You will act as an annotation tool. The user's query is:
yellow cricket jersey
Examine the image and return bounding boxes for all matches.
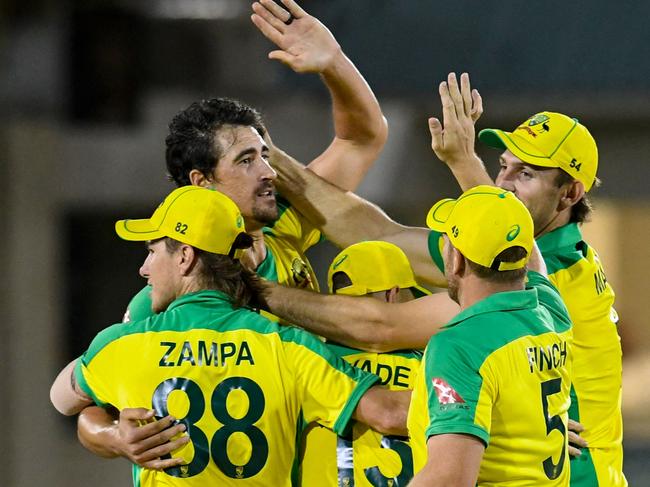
[538,223,626,487]
[75,291,378,486]
[408,271,573,486]
[300,344,422,486]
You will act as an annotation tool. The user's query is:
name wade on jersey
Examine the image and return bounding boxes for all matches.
[158,340,255,367]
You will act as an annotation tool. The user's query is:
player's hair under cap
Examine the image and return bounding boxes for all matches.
[327,241,430,297]
[115,186,246,256]
[426,185,534,271]
[478,111,598,191]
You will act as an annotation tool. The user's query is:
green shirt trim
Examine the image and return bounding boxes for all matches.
[256,245,279,282]
[536,223,585,274]
[425,422,489,447]
[427,230,445,273]
[332,372,379,435]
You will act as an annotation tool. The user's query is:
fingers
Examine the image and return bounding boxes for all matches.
[459,72,472,117]
[568,430,588,449]
[568,419,585,433]
[439,80,457,129]
[128,416,185,451]
[251,12,284,46]
[280,0,307,18]
[268,49,295,66]
[568,444,582,458]
[260,0,292,24]
[252,2,286,35]
[134,426,190,460]
[446,72,464,120]
[120,407,155,423]
[470,89,483,123]
[143,456,186,471]
[428,117,443,151]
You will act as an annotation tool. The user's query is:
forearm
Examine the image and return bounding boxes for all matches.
[353,387,410,436]
[321,50,387,147]
[265,283,394,352]
[272,148,401,248]
[445,154,494,191]
[77,406,121,458]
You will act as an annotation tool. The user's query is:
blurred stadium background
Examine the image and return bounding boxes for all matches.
[2,0,649,484]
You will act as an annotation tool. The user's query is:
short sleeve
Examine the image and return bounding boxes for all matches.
[124,285,155,322]
[421,334,491,446]
[279,327,379,435]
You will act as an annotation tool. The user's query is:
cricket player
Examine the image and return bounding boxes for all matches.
[50,187,409,486]
[73,0,390,468]
[301,241,428,486]
[407,185,572,486]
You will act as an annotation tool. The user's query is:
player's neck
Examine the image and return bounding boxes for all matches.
[535,208,572,238]
[457,276,525,311]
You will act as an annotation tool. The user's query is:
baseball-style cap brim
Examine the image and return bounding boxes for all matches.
[478,128,563,171]
[115,218,165,242]
[426,198,456,232]
[410,285,431,298]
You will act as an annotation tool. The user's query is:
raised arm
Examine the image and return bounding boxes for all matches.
[270,146,448,287]
[251,0,387,190]
[429,72,493,191]
[264,281,459,352]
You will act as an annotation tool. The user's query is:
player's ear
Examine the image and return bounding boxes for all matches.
[178,244,199,276]
[558,179,585,212]
[450,246,466,278]
[189,169,212,188]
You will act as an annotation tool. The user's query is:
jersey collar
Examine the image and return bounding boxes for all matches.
[536,222,582,254]
[444,287,539,328]
[166,290,233,312]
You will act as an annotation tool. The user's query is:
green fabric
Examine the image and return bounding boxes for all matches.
[256,244,279,282]
[421,272,572,444]
[427,230,445,273]
[537,223,585,274]
[569,447,600,486]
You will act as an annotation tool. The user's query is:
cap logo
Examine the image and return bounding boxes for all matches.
[432,378,465,405]
[451,225,459,238]
[528,114,550,126]
[236,215,243,228]
[174,222,188,235]
[332,254,349,270]
[516,125,537,138]
[506,224,521,242]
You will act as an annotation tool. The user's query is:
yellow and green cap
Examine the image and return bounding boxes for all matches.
[478,111,598,191]
[426,185,534,271]
[115,186,246,256]
[327,241,430,297]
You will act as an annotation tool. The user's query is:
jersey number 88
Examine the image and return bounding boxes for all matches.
[152,376,269,479]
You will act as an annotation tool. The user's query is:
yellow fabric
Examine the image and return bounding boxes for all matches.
[547,249,625,486]
[77,296,376,486]
[426,185,534,270]
[327,241,430,297]
[263,204,321,291]
[301,350,421,486]
[478,112,598,191]
[115,187,245,255]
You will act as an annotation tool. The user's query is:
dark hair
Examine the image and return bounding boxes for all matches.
[554,171,601,223]
[165,98,266,187]
[466,246,528,283]
[331,271,353,294]
[164,236,264,309]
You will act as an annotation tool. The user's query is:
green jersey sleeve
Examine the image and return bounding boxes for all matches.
[124,285,154,322]
[421,334,491,446]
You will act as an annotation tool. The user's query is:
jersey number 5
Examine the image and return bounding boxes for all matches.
[152,376,269,479]
[540,378,567,480]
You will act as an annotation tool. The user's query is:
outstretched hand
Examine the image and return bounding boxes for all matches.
[428,72,483,167]
[251,0,341,73]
